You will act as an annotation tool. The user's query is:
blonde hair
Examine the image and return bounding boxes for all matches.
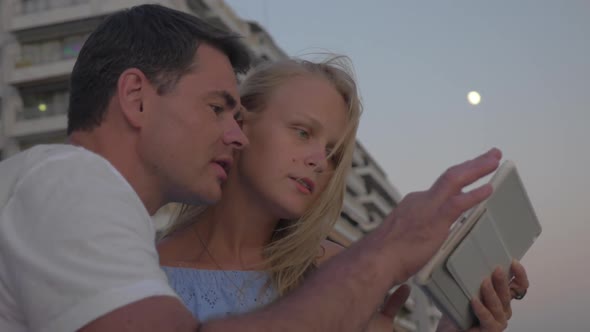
[162,55,362,297]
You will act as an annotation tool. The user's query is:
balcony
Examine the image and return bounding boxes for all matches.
[186,0,211,16]
[9,60,75,85]
[359,191,394,218]
[332,217,363,242]
[7,0,93,32]
[10,114,67,138]
[18,86,68,121]
[14,0,92,16]
[6,0,163,32]
[342,193,369,225]
[245,22,287,61]
[2,83,69,137]
[356,164,401,201]
[0,101,4,147]
[346,171,367,196]
[199,0,247,34]
[351,143,366,167]
[8,33,87,85]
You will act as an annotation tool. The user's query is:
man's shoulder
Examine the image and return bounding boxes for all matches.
[24,144,104,167]
[1,143,153,244]
[1,144,102,175]
[10,144,122,180]
[0,144,130,207]
[0,145,177,332]
[0,145,79,205]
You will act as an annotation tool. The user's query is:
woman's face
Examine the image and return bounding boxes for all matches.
[236,75,349,220]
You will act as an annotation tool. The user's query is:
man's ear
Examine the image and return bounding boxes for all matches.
[117,68,150,129]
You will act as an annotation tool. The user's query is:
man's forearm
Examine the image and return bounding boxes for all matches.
[201,221,403,332]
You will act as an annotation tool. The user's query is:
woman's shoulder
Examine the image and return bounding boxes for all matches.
[156,234,182,265]
[316,239,347,266]
[157,229,204,267]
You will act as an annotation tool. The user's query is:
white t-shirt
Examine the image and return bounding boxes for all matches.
[0,144,178,332]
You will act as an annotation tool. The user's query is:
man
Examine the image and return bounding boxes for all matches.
[0,4,516,332]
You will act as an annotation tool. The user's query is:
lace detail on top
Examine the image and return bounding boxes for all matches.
[162,267,277,322]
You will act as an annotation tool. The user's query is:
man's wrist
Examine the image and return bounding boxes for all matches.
[360,217,410,286]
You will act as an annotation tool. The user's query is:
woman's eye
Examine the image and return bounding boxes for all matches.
[296,128,310,139]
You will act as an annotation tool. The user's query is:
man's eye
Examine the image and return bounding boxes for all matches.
[234,112,244,127]
[210,105,224,113]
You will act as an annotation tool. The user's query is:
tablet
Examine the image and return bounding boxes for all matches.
[414,160,542,330]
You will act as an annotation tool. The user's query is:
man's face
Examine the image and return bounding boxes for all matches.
[139,43,248,205]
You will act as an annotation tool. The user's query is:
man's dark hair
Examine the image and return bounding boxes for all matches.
[67,4,251,134]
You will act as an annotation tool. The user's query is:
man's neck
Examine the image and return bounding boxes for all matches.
[69,129,165,215]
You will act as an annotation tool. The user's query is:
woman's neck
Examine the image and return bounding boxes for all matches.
[188,172,281,270]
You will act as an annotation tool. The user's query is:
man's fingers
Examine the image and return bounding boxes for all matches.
[431,148,501,205]
[440,183,493,222]
[381,284,411,318]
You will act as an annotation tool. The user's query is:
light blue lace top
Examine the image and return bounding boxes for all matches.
[162,266,277,322]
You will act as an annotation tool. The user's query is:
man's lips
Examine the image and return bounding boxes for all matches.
[212,157,232,180]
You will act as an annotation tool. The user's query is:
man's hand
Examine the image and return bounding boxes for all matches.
[365,284,411,332]
[383,148,503,282]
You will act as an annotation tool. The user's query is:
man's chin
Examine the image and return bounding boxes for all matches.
[181,188,222,206]
[199,190,222,206]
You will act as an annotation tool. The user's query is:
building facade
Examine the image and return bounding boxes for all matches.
[0,0,439,330]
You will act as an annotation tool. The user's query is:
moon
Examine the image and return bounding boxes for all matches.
[467,91,481,105]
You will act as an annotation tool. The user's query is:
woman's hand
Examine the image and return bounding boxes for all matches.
[437,260,530,332]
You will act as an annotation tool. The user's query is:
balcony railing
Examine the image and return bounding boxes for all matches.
[15,33,87,69]
[18,89,69,121]
[13,0,91,16]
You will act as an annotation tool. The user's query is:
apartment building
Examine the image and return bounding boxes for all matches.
[0,1,440,330]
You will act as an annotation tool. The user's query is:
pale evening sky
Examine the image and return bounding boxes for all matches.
[226,1,589,331]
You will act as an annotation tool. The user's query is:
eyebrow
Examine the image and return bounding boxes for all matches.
[206,90,238,110]
[295,112,323,132]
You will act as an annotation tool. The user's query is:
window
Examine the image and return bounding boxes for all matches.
[204,17,231,32]
[16,33,89,68]
[345,186,358,197]
[340,212,360,228]
[18,82,69,121]
[363,175,396,205]
[62,35,84,59]
[20,0,90,15]
[187,0,210,15]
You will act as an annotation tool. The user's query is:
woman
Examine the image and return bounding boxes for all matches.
[157,56,528,331]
